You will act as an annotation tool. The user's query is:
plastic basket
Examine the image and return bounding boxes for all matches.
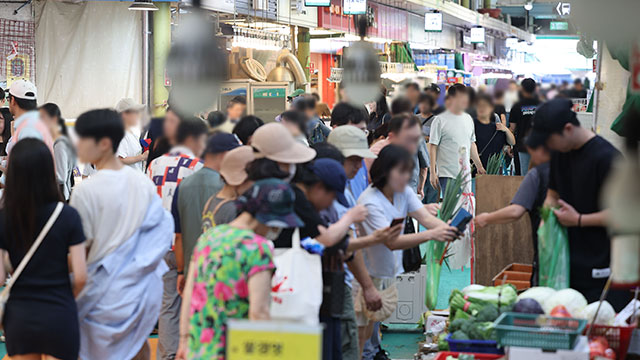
[585,324,636,359]
[434,351,502,360]
[494,312,587,350]
[445,334,504,354]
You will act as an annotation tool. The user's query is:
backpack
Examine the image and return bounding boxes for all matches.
[308,118,329,145]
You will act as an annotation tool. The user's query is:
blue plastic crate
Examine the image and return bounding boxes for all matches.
[446,334,504,354]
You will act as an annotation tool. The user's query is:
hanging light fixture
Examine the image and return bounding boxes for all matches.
[129,0,158,11]
[524,1,533,11]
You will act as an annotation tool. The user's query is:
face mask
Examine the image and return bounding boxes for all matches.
[264,228,283,241]
[285,163,297,183]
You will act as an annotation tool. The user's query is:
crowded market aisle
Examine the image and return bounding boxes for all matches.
[0,0,639,359]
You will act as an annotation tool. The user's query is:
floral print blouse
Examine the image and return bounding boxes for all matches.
[188,224,275,359]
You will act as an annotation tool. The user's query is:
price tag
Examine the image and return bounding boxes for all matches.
[227,320,322,360]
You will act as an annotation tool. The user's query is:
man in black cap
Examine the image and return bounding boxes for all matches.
[509,78,541,176]
[527,98,628,310]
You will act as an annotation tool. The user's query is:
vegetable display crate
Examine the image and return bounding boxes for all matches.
[434,351,502,360]
[445,334,504,354]
[494,312,587,350]
[585,324,636,359]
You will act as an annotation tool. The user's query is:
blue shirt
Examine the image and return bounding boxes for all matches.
[347,160,369,200]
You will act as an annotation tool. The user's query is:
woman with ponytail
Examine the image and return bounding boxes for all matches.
[177,178,303,360]
[39,103,76,200]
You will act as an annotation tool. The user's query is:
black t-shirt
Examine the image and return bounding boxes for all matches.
[474,118,507,169]
[509,97,541,152]
[549,136,620,288]
[274,185,324,248]
[0,203,85,304]
[494,105,507,123]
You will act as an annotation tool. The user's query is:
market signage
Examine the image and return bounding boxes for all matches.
[305,0,331,6]
[556,2,571,16]
[550,21,569,31]
[343,0,366,15]
[200,0,234,13]
[424,12,443,32]
[470,27,485,44]
[227,320,322,360]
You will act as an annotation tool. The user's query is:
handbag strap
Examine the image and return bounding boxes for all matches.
[2,202,63,294]
[292,228,301,249]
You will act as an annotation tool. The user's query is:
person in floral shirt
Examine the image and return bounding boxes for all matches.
[176,179,303,360]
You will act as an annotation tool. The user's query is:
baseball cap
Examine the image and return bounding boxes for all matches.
[8,80,37,100]
[205,132,241,154]
[220,145,254,186]
[241,178,304,228]
[288,89,305,100]
[115,98,145,113]
[309,158,348,206]
[252,122,316,164]
[525,98,578,148]
[328,125,377,159]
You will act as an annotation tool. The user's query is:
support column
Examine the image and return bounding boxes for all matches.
[296,27,311,88]
[461,0,470,9]
[152,2,171,117]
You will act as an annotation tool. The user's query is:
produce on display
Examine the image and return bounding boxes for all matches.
[537,207,570,289]
[459,284,518,307]
[512,298,545,314]
[578,301,616,325]
[550,304,572,318]
[517,286,556,309]
[425,170,466,310]
[589,336,616,359]
[542,288,588,316]
[445,355,476,360]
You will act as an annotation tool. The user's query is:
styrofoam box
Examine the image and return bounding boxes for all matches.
[386,264,428,324]
[506,336,589,360]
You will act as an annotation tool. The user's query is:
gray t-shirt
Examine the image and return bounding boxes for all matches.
[358,185,423,278]
[409,138,430,193]
[201,196,239,232]
[429,110,476,179]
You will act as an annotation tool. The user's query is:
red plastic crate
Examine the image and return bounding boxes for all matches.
[585,324,636,360]
[434,351,502,360]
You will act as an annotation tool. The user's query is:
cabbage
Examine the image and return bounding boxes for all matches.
[462,284,486,295]
[463,284,518,306]
[577,301,615,325]
[518,287,556,309]
[543,288,588,317]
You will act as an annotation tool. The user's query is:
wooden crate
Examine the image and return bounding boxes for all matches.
[474,175,535,286]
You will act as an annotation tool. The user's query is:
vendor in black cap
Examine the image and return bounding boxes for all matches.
[527,98,629,310]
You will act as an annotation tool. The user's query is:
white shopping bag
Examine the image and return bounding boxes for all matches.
[270,229,323,325]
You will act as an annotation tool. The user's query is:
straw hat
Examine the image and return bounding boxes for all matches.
[354,284,399,322]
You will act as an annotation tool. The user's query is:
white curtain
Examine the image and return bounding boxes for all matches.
[35,0,142,119]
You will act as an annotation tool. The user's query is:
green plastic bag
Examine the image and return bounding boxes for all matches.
[537,207,570,289]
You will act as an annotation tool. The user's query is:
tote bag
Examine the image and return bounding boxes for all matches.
[270,229,323,325]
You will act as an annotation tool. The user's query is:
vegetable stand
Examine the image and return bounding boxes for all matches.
[433,351,502,360]
[494,312,587,350]
[585,324,636,359]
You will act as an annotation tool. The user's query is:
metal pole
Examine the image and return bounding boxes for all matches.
[142,10,150,112]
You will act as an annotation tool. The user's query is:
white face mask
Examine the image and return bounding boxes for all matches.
[264,228,283,241]
[285,163,297,183]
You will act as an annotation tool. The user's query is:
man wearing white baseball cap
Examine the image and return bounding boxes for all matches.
[115,98,147,171]
[6,80,53,155]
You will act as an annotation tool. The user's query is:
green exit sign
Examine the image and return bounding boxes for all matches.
[550,21,569,31]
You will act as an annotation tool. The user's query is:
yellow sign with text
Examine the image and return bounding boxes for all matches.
[227,320,322,360]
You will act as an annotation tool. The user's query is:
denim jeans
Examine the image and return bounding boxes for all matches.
[518,152,531,176]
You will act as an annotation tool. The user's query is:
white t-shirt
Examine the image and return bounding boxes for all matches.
[429,110,476,179]
[70,166,157,264]
[357,185,423,278]
[117,130,143,171]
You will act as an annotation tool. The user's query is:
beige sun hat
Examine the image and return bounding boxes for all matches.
[220,146,255,186]
[364,284,398,321]
[251,122,316,164]
[327,125,377,159]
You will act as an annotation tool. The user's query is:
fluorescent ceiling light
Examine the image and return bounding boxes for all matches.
[129,0,158,11]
